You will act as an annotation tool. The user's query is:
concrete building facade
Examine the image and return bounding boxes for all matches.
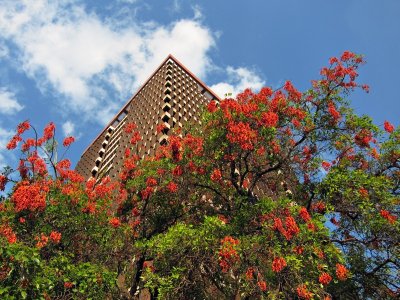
[75,55,220,181]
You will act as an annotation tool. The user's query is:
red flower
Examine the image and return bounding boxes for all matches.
[141,186,154,200]
[336,263,349,281]
[17,121,30,135]
[322,161,331,171]
[172,165,183,177]
[130,132,142,145]
[207,100,218,113]
[307,222,316,231]
[292,118,301,128]
[19,217,26,223]
[62,136,75,147]
[293,246,304,255]
[82,202,96,214]
[109,217,121,228]
[124,122,137,133]
[211,169,222,182]
[166,181,178,193]
[270,140,281,154]
[64,282,73,288]
[370,148,380,159]
[36,233,49,249]
[50,231,61,244]
[146,177,157,187]
[284,216,300,240]
[157,123,167,134]
[328,102,341,122]
[380,209,397,224]
[169,136,183,161]
[297,284,312,300]
[261,111,279,128]
[157,168,165,176]
[0,175,7,191]
[340,51,355,62]
[319,272,332,285]
[245,267,254,280]
[384,120,394,133]
[272,257,286,272]
[12,181,47,212]
[284,80,302,102]
[329,57,338,64]
[6,135,22,150]
[361,84,370,93]
[0,225,17,244]
[21,138,36,152]
[27,152,48,176]
[354,129,372,148]
[219,236,240,272]
[299,207,311,222]
[43,122,55,140]
[226,121,257,150]
[314,248,325,259]
[311,201,326,213]
[131,207,140,217]
[257,280,267,291]
[57,159,71,173]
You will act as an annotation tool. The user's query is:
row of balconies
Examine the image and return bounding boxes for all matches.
[91,112,128,177]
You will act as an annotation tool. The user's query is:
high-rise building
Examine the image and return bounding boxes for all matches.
[75,55,220,181]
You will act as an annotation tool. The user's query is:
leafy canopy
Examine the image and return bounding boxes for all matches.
[0,51,398,300]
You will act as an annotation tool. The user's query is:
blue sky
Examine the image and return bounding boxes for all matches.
[0,0,399,172]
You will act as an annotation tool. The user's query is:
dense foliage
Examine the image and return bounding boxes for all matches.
[1,51,398,299]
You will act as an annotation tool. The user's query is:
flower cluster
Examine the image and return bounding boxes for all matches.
[328,102,341,123]
[319,272,332,285]
[257,280,267,291]
[335,263,349,281]
[7,122,27,150]
[380,209,397,224]
[218,236,240,273]
[166,181,178,193]
[210,169,222,182]
[62,136,75,147]
[299,207,311,222]
[0,175,7,191]
[35,231,62,248]
[109,217,121,228]
[297,284,313,300]
[12,181,49,212]
[0,224,17,244]
[49,231,62,243]
[384,120,394,133]
[226,121,257,150]
[272,257,287,273]
[260,111,279,128]
[273,215,300,241]
[321,51,365,91]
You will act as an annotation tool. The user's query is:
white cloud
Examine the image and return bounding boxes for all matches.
[210,66,265,98]
[0,0,216,125]
[0,126,14,168]
[0,87,24,115]
[62,121,75,136]
[192,5,203,20]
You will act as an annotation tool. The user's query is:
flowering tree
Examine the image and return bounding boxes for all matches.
[0,51,399,299]
[0,123,133,299]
